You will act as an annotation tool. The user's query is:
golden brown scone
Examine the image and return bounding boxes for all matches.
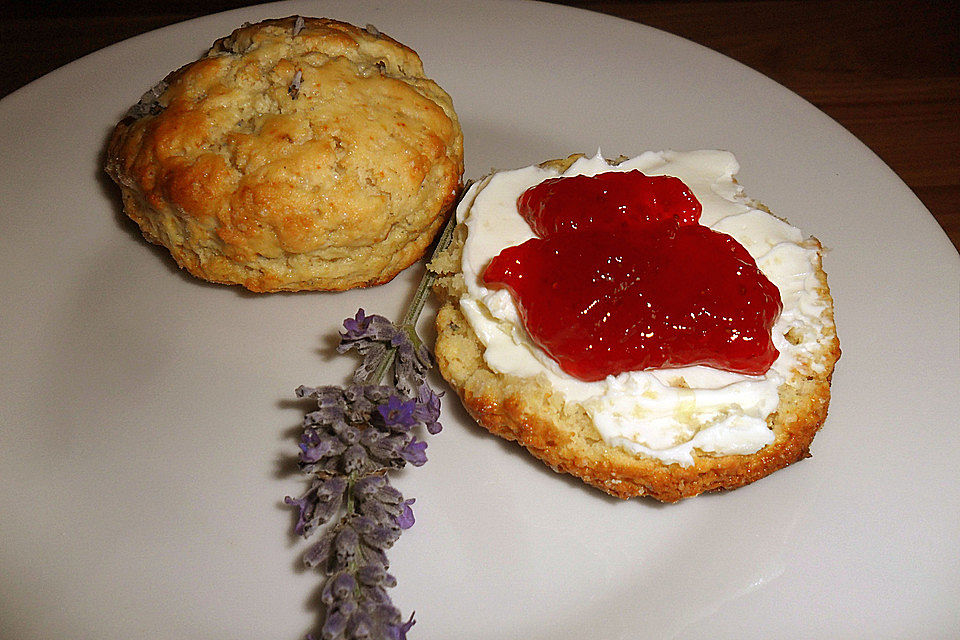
[431,155,841,502]
[105,16,463,292]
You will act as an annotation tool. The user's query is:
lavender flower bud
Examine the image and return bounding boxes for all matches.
[333,525,360,569]
[359,521,401,550]
[318,456,343,475]
[331,599,358,619]
[318,476,348,501]
[315,388,349,410]
[358,498,395,527]
[366,434,409,465]
[285,476,347,537]
[321,610,348,640]
[358,427,380,448]
[392,349,418,397]
[352,514,377,536]
[309,496,343,535]
[342,385,364,403]
[344,387,379,423]
[303,405,346,427]
[363,315,400,342]
[297,386,343,406]
[358,584,392,608]
[342,444,369,474]
[295,384,318,398]
[392,328,434,395]
[372,599,402,624]
[362,546,389,573]
[320,571,357,607]
[331,572,358,600]
[332,421,362,446]
[347,611,374,640]
[304,530,335,569]
[363,386,393,403]
[353,473,386,497]
[353,344,388,383]
[375,483,403,506]
[288,69,303,99]
[415,340,434,370]
[355,563,387,587]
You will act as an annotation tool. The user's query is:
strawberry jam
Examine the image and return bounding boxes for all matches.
[517,170,702,236]
[482,171,782,382]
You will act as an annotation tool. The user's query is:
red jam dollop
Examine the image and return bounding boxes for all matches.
[482,171,782,382]
[517,170,702,236]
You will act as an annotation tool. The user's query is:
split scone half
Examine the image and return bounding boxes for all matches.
[106,17,463,292]
[431,151,840,502]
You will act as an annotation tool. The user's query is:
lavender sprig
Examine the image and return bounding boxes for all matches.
[286,210,458,640]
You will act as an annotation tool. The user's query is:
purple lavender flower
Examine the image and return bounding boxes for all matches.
[377,395,417,431]
[387,614,416,640]
[284,476,347,537]
[284,494,314,536]
[339,312,402,377]
[288,293,454,639]
[340,308,373,340]
[396,499,416,530]
[414,384,443,435]
[399,438,428,467]
[299,428,346,464]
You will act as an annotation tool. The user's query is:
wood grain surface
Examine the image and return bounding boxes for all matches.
[2,0,956,251]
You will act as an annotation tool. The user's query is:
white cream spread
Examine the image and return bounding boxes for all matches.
[457,150,829,466]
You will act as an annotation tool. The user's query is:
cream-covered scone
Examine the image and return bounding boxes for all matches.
[431,151,840,502]
[106,17,463,292]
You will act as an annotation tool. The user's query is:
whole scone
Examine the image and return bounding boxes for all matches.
[106,17,463,292]
[431,152,841,502]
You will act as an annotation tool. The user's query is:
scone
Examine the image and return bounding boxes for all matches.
[431,151,840,502]
[105,16,463,292]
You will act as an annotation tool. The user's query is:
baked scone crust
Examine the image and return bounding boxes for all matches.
[106,17,463,292]
[431,157,840,502]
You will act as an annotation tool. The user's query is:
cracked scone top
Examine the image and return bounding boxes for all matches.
[106,17,463,292]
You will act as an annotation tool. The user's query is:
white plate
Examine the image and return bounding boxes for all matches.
[1,1,958,638]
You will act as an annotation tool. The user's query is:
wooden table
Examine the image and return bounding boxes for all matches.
[2,0,956,251]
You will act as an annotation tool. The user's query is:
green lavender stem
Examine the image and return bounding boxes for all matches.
[362,207,459,387]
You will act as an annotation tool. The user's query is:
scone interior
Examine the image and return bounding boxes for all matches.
[431,151,840,502]
[106,17,463,292]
